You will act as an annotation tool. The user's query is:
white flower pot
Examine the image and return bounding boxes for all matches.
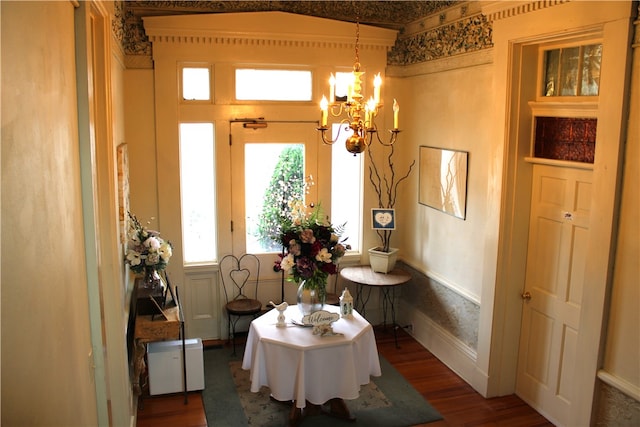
[368,247,399,273]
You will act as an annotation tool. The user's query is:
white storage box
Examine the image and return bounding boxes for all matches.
[147,338,204,395]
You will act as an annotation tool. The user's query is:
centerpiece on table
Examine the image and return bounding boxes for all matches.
[125,212,173,289]
[273,201,349,316]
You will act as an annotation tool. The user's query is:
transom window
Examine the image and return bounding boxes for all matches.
[235,69,312,101]
[182,67,211,101]
[542,43,602,97]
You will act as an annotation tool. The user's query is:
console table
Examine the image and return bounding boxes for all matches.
[131,279,185,403]
[340,266,410,347]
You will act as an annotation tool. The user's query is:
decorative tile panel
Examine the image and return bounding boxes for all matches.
[399,262,479,350]
[595,382,640,426]
[534,117,597,163]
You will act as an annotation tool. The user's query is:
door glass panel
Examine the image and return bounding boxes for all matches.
[245,143,306,253]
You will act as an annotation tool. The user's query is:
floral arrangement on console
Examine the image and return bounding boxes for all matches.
[273,202,349,299]
[125,212,173,275]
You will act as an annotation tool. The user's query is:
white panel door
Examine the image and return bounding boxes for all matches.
[516,163,592,426]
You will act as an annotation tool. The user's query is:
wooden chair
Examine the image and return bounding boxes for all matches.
[220,254,263,355]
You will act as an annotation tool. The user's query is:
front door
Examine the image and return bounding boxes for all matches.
[516,163,593,426]
[229,122,320,293]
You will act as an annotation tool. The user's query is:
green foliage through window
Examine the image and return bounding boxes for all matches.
[254,146,305,251]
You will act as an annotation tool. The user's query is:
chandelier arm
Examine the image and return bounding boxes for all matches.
[373,129,401,146]
[317,119,351,145]
[329,103,344,117]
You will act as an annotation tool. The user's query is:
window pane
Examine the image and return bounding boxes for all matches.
[245,144,305,253]
[543,49,560,96]
[179,123,216,263]
[183,67,210,101]
[331,124,361,253]
[235,69,312,101]
[559,47,580,96]
[335,71,353,102]
[581,44,601,96]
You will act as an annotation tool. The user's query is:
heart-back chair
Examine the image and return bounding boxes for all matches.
[220,253,263,355]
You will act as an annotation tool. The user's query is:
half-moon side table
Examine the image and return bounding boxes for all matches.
[339,266,410,348]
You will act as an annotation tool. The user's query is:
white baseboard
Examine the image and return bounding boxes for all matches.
[398,302,483,393]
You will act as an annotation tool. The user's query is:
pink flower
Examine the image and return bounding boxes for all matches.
[299,229,316,244]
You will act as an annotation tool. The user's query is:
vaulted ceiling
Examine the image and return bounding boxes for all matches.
[124,1,460,31]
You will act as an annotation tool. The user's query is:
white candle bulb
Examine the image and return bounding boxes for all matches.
[320,95,328,127]
[373,73,382,104]
[393,99,399,129]
[367,97,377,126]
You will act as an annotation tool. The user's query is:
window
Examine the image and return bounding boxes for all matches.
[334,71,355,102]
[179,123,216,263]
[330,124,362,253]
[542,43,602,97]
[182,67,211,101]
[235,69,312,101]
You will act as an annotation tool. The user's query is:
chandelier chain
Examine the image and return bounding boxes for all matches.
[354,19,360,66]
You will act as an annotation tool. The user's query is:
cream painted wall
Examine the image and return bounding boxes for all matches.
[1,2,98,425]
[123,68,158,222]
[392,62,494,302]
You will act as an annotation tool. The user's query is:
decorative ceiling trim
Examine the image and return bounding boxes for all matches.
[143,11,397,55]
[146,34,391,53]
[388,14,492,66]
[481,0,570,22]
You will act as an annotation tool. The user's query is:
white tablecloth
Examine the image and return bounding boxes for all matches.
[242,304,381,408]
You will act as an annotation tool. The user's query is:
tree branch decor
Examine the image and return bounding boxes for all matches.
[368,144,416,252]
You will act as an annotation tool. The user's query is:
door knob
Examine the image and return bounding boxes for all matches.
[521,291,532,301]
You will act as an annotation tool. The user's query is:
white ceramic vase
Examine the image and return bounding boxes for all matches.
[368,247,399,273]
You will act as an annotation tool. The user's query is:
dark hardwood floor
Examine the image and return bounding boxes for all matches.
[136,327,554,427]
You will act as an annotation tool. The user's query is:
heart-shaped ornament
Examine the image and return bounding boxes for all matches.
[374,212,393,227]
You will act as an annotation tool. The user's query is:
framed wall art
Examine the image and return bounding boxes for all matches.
[419,146,468,220]
[117,142,130,249]
[371,208,395,230]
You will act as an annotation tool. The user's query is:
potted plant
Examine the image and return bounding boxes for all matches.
[367,144,415,273]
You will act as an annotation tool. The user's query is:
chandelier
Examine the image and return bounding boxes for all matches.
[317,20,400,155]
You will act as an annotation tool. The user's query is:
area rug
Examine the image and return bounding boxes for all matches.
[202,347,442,426]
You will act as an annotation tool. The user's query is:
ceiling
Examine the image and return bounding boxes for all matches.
[124,1,460,31]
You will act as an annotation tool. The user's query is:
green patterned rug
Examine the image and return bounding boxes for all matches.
[202,347,442,426]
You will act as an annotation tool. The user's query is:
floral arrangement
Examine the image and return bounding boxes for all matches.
[125,212,173,274]
[273,202,349,298]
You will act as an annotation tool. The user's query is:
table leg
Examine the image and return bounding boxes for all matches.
[326,398,356,421]
[133,339,146,395]
[287,398,355,426]
[355,284,373,317]
[381,287,399,348]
